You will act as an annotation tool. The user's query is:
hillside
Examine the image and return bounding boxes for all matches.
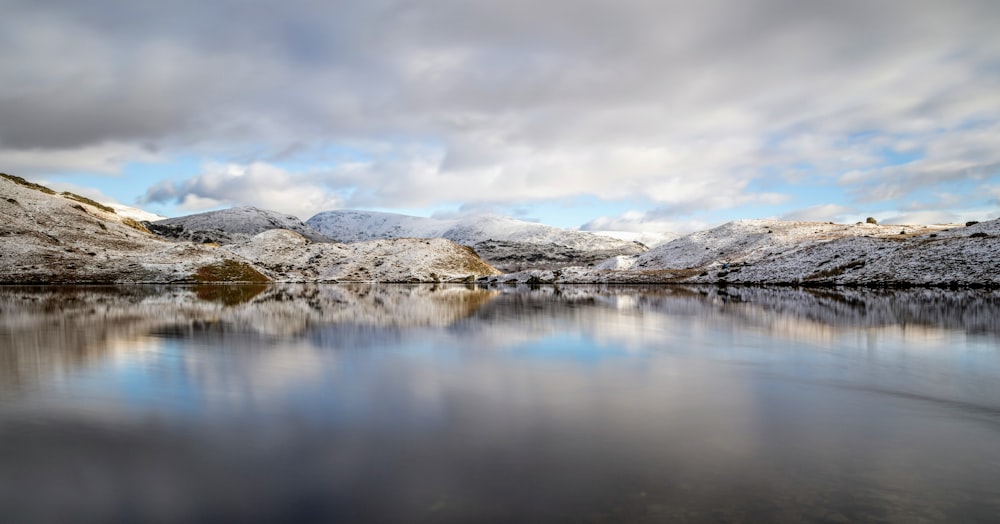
[307,210,648,271]
[5,172,996,287]
[226,230,499,283]
[0,173,252,283]
[0,175,500,283]
[488,218,1000,287]
[587,229,679,248]
[150,206,335,244]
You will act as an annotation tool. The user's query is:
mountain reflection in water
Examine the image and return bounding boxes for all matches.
[0,284,998,523]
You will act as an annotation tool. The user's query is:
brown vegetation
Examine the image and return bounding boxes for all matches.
[61,192,116,213]
[194,260,269,282]
[1,173,56,194]
[122,217,153,234]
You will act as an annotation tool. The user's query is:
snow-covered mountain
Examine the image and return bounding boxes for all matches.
[629,219,963,272]
[150,206,335,244]
[307,210,648,271]
[308,210,451,242]
[0,175,500,283]
[5,172,998,287]
[488,218,1000,287]
[227,229,499,283]
[587,230,679,248]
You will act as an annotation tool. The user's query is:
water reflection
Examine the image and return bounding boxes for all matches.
[194,282,269,305]
[0,285,999,522]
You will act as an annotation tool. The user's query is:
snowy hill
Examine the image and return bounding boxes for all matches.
[0,173,249,283]
[0,175,500,283]
[307,210,648,271]
[487,218,1000,287]
[307,210,450,242]
[227,230,499,283]
[631,219,947,270]
[588,230,679,248]
[5,172,997,287]
[150,206,335,244]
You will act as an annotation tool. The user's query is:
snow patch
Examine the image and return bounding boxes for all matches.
[105,203,166,222]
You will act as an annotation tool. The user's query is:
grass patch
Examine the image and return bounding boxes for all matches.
[194,260,269,283]
[61,192,116,213]
[1,173,56,194]
[456,244,501,275]
[122,217,152,234]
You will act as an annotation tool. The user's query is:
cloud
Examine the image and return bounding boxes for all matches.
[839,123,1000,204]
[311,140,792,212]
[430,202,539,222]
[879,210,984,226]
[141,162,342,218]
[779,204,857,223]
[988,185,1000,206]
[1,0,999,220]
[580,211,711,235]
[42,181,120,204]
[0,142,160,176]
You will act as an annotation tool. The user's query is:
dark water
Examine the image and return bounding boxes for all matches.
[1,284,999,523]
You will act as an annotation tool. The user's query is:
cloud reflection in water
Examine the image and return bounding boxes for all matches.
[0,284,998,522]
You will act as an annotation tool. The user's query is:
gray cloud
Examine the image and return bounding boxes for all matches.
[2,0,999,216]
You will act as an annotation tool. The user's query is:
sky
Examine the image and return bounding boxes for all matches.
[1,0,999,232]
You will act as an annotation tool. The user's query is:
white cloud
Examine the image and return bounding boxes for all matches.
[879,210,986,226]
[987,185,1000,206]
[312,139,792,215]
[581,211,711,235]
[142,162,343,219]
[838,123,1000,203]
[779,204,857,223]
[42,181,121,204]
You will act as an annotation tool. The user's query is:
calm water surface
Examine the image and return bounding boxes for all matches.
[1,284,999,523]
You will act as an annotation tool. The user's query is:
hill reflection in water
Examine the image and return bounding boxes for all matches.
[0,284,998,522]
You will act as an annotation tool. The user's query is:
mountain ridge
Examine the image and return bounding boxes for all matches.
[2,173,997,287]
[488,218,1000,287]
[0,175,500,283]
[151,206,335,244]
[307,209,648,271]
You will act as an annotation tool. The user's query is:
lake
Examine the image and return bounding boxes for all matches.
[1,284,999,523]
